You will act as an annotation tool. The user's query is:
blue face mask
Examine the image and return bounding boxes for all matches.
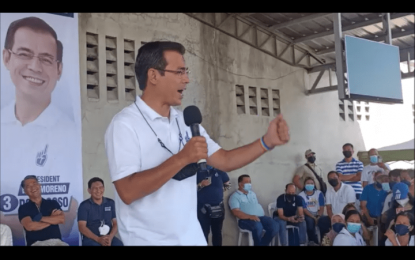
[305,184,314,191]
[369,155,378,164]
[243,183,251,192]
[395,224,410,236]
[347,222,361,234]
[332,223,345,233]
[382,183,391,192]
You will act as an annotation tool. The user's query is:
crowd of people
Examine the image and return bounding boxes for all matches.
[225,145,414,246]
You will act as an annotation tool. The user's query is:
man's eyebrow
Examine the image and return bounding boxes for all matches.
[177,67,186,70]
[16,47,34,53]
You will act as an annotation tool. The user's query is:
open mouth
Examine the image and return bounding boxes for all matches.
[23,76,45,84]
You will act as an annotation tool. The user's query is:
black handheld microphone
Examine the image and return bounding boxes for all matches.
[183,105,207,172]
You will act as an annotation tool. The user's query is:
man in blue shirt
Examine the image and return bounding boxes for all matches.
[77,177,123,246]
[196,165,230,246]
[336,143,364,210]
[18,175,68,246]
[360,172,389,227]
[229,175,278,246]
[273,183,307,246]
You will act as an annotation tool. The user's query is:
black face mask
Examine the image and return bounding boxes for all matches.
[343,151,352,158]
[328,179,339,187]
[307,156,316,163]
[286,194,294,201]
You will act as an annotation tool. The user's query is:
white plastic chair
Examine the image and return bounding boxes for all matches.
[268,202,280,246]
[366,225,379,246]
[236,218,254,246]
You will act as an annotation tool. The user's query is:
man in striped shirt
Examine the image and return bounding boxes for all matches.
[335,143,364,211]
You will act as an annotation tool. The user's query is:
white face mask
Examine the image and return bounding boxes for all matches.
[397,198,409,207]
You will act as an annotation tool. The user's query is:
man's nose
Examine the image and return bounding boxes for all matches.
[27,56,43,73]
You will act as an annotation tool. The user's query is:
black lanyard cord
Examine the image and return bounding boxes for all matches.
[134,101,184,155]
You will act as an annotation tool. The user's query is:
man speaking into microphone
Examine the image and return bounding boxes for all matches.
[104,41,289,245]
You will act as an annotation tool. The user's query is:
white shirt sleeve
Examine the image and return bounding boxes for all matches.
[0,224,13,246]
[361,166,369,182]
[199,124,221,157]
[382,193,392,214]
[105,118,142,182]
[346,185,357,204]
[325,190,332,205]
[332,233,352,246]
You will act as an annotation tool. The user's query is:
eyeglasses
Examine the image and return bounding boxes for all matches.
[156,67,190,77]
[8,49,59,66]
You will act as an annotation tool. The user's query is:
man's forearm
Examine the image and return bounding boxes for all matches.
[340,174,358,181]
[109,223,118,238]
[114,154,188,205]
[208,139,266,172]
[233,210,255,220]
[25,222,51,231]
[79,225,99,242]
[40,215,65,225]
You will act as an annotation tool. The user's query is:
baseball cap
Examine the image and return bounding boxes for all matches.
[305,149,315,156]
[392,182,409,200]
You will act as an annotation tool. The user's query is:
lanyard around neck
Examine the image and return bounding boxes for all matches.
[134,101,185,155]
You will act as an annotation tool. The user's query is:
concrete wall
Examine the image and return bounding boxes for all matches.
[78,13,367,245]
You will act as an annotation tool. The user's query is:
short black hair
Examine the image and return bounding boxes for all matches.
[134,41,185,91]
[88,177,104,189]
[238,174,250,183]
[5,16,63,62]
[285,183,295,190]
[389,169,402,178]
[327,170,339,179]
[21,175,38,189]
[342,203,357,215]
[303,177,315,186]
[342,143,354,149]
[345,209,362,222]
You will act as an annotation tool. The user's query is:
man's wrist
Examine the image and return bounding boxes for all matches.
[262,135,275,150]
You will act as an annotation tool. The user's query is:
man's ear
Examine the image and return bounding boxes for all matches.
[57,62,63,80]
[87,188,91,195]
[2,49,11,69]
[409,225,414,232]
[147,68,158,85]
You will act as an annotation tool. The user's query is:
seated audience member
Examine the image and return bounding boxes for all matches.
[78,177,123,246]
[273,183,307,246]
[298,177,325,245]
[383,182,414,230]
[320,171,356,240]
[384,211,414,246]
[400,169,414,197]
[342,204,371,243]
[361,148,390,188]
[360,172,389,227]
[229,175,278,246]
[321,213,346,246]
[333,210,366,246]
[0,224,13,246]
[18,175,68,246]
[382,169,403,214]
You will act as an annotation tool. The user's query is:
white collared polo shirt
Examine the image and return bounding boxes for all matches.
[0,101,81,215]
[104,96,221,245]
[325,182,356,215]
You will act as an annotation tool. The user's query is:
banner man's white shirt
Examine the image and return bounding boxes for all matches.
[0,100,81,216]
[105,96,221,246]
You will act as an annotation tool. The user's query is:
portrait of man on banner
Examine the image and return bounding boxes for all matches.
[0,13,82,246]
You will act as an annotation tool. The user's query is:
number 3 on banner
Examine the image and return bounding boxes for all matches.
[0,194,18,212]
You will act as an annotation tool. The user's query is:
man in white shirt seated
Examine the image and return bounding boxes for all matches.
[361,148,390,188]
[320,171,356,238]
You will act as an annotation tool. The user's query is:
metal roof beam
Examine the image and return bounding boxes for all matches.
[316,28,415,55]
[293,12,413,44]
[268,13,332,31]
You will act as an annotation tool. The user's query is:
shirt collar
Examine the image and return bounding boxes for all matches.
[1,101,60,128]
[341,158,356,163]
[134,95,179,122]
[89,197,107,205]
[236,189,250,196]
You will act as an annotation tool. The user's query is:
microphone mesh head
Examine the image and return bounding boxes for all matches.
[183,105,202,126]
